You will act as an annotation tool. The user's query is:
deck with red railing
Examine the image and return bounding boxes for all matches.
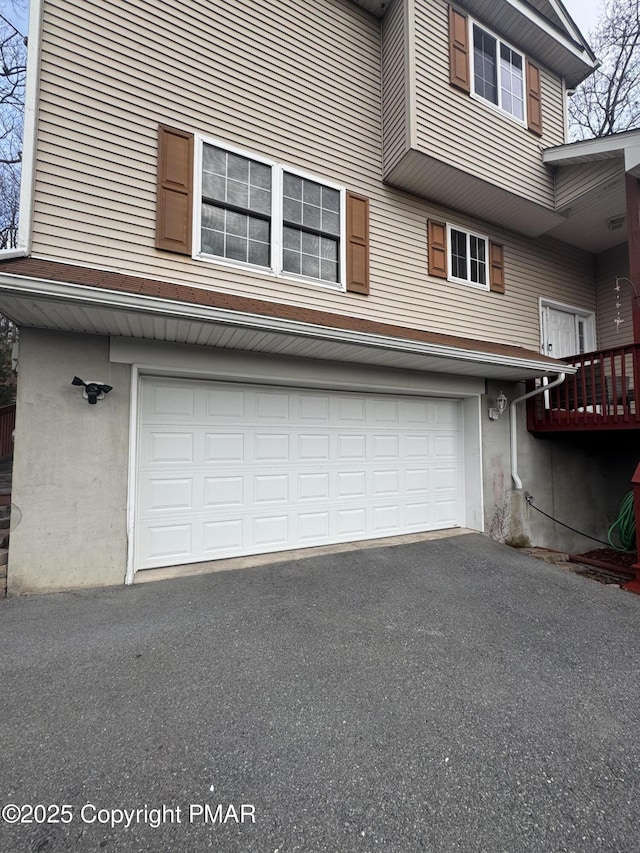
[527,344,640,433]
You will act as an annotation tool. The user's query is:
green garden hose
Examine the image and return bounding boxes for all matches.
[608,491,636,552]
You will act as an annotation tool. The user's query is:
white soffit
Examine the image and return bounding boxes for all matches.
[0,278,569,381]
[386,150,565,237]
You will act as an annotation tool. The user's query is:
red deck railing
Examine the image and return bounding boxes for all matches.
[0,403,15,456]
[527,344,640,432]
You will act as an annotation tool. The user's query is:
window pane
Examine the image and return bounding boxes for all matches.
[226,179,249,208]
[283,197,302,225]
[201,227,225,257]
[226,234,247,262]
[301,254,320,279]
[469,236,486,285]
[201,203,225,231]
[322,186,340,213]
[249,186,271,215]
[302,180,322,206]
[227,210,248,238]
[500,43,524,119]
[202,172,226,203]
[473,25,497,105]
[302,232,320,255]
[202,145,226,176]
[302,202,321,230]
[321,236,338,260]
[283,249,301,275]
[248,240,269,266]
[249,218,269,242]
[451,229,467,280]
[283,173,303,200]
[227,153,249,183]
[283,226,300,250]
[321,210,340,236]
[320,259,339,282]
[250,161,271,190]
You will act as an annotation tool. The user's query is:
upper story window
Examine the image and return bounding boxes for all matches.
[198,139,345,289]
[472,23,525,122]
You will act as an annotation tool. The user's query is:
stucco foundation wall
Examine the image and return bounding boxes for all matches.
[483,380,638,554]
[9,329,131,593]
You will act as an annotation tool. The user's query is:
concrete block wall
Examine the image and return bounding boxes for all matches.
[8,329,131,594]
[483,379,639,554]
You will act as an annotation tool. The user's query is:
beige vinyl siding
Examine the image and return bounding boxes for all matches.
[382,0,410,174]
[413,0,563,209]
[555,159,623,209]
[596,243,632,349]
[31,0,594,351]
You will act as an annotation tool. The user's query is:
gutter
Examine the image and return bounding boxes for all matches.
[0,273,569,377]
[510,372,566,489]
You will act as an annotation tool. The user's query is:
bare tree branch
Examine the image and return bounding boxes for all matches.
[0,0,26,249]
[569,0,640,140]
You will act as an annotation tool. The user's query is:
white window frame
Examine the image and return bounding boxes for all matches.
[468,17,527,126]
[193,135,346,292]
[446,223,490,291]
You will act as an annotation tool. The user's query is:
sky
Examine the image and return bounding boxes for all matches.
[561,0,604,37]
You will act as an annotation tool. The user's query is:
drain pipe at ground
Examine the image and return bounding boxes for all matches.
[509,373,566,489]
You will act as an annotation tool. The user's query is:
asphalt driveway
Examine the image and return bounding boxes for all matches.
[1,533,640,852]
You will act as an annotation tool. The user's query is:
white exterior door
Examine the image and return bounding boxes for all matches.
[542,304,595,359]
[135,377,464,571]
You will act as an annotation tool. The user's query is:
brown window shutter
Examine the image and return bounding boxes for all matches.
[346,191,370,295]
[428,220,447,278]
[526,61,543,136]
[449,7,470,94]
[489,241,505,293]
[156,125,194,254]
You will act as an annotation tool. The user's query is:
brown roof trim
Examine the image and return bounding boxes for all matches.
[0,256,561,366]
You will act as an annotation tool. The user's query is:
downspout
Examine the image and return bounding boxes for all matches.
[510,373,566,489]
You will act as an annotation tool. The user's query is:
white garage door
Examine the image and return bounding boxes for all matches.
[136,377,463,570]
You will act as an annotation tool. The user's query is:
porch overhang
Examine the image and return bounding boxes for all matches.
[0,260,571,382]
[542,131,640,252]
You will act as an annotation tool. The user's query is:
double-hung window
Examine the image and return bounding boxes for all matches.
[201,145,272,267]
[447,225,489,289]
[198,139,344,289]
[472,22,525,122]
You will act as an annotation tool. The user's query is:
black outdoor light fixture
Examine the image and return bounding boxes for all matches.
[72,376,113,405]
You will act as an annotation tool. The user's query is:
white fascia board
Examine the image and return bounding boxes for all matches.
[0,273,574,375]
[549,0,592,52]
[16,0,44,253]
[543,133,640,166]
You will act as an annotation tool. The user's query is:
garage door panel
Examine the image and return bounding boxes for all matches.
[136,379,463,570]
[147,432,194,464]
[204,476,244,507]
[148,478,193,511]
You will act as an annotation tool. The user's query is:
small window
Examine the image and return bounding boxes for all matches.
[472,22,525,121]
[448,226,488,288]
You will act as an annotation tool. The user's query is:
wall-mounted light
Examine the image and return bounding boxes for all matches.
[72,376,113,405]
[488,390,507,420]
